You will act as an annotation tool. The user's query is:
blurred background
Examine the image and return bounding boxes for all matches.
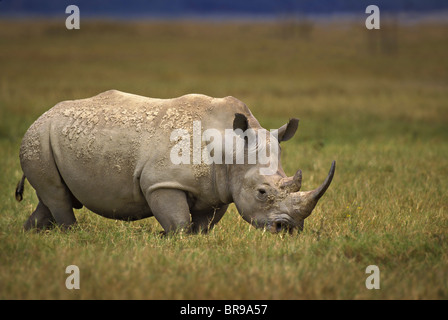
[2,0,448,18]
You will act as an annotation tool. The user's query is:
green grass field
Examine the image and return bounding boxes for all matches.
[0,19,447,299]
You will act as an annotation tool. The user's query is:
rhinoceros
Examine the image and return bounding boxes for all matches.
[16,90,335,234]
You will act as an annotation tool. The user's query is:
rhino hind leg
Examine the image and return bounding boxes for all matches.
[23,170,77,230]
[23,199,55,231]
[37,186,77,230]
[23,190,77,231]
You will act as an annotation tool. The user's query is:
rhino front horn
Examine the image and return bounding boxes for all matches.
[310,160,336,201]
[293,161,336,219]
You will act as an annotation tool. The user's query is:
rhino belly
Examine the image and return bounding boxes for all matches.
[60,163,151,220]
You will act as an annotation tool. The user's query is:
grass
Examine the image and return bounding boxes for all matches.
[0,19,447,299]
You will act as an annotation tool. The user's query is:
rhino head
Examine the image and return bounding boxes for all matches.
[229,113,335,234]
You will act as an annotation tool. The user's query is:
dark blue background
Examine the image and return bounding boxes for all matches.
[1,0,447,18]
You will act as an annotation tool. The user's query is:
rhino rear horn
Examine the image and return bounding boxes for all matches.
[280,169,302,193]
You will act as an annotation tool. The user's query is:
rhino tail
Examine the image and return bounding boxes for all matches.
[15,174,26,202]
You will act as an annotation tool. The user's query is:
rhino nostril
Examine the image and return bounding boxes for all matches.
[275,222,282,232]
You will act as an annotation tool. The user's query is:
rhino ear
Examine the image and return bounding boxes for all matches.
[233,113,249,132]
[277,118,299,142]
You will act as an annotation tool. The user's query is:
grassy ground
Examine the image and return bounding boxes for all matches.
[0,19,447,299]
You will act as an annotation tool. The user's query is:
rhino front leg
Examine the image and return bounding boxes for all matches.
[191,205,228,233]
[146,189,191,234]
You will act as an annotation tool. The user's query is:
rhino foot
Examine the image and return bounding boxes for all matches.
[23,200,56,231]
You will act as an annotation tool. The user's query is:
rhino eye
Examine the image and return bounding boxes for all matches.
[258,188,266,195]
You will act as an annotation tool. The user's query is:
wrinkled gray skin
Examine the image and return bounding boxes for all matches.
[17,90,335,234]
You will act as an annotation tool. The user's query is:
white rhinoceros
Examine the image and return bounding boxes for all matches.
[16,90,335,233]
